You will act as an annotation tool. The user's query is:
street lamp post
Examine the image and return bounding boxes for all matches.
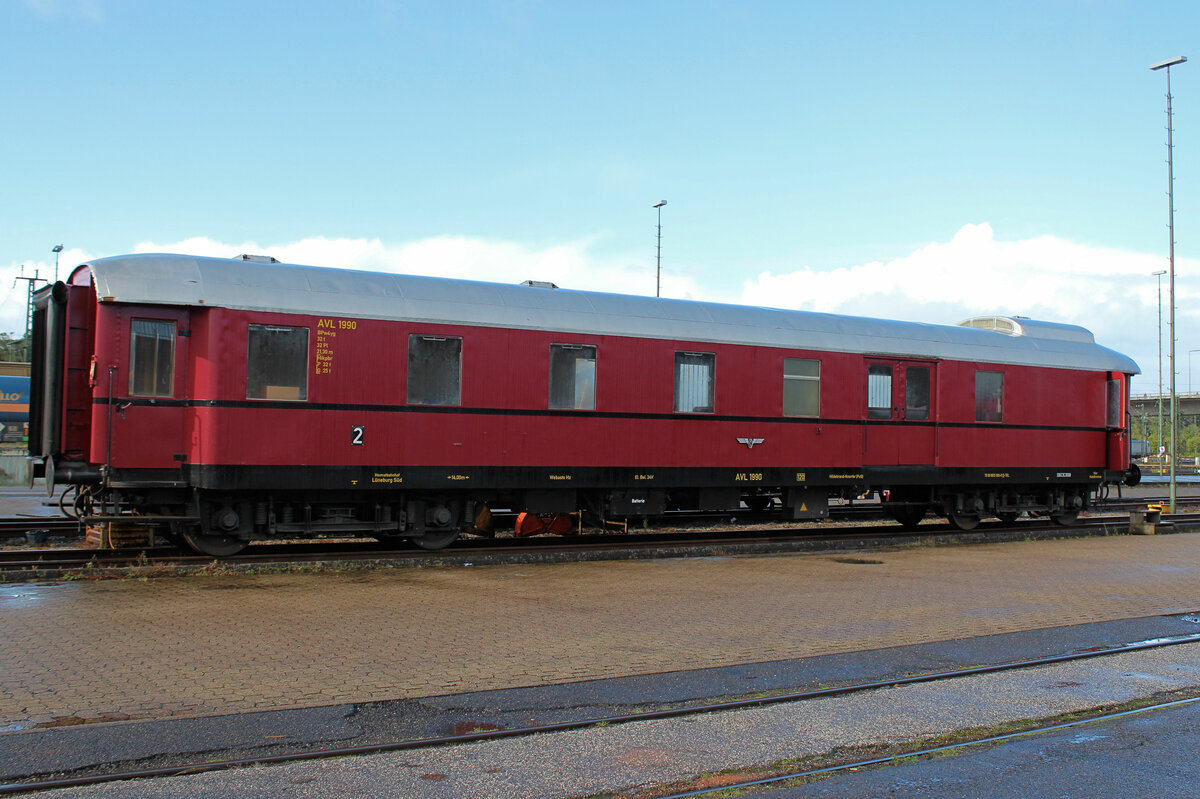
[1151,55,1187,512]
[653,200,667,298]
[51,244,63,283]
[1153,269,1167,465]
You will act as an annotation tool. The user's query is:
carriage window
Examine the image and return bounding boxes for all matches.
[674,352,714,413]
[783,358,820,416]
[550,344,596,410]
[867,364,892,419]
[247,324,309,400]
[976,370,1003,422]
[905,366,930,420]
[129,319,175,397]
[408,335,462,406]
[1106,379,1121,428]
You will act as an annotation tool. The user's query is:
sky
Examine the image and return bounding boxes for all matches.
[1,0,1197,393]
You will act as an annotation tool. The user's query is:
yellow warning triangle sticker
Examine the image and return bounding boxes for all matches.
[800,502,808,511]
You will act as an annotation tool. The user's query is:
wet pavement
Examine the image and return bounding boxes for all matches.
[3,612,1198,784]
[748,699,1200,798]
[8,635,1199,797]
[4,533,1200,733]
[3,485,1200,796]
[0,486,61,519]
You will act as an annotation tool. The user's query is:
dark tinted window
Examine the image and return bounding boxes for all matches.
[129,319,175,397]
[549,344,596,410]
[248,325,309,400]
[976,370,1003,422]
[905,366,930,420]
[408,335,462,406]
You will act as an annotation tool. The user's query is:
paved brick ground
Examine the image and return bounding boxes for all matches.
[1,533,1199,730]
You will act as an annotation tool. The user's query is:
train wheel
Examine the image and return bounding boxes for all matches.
[995,512,1020,525]
[947,508,980,531]
[889,506,927,530]
[181,530,247,557]
[412,529,459,550]
[1051,510,1080,526]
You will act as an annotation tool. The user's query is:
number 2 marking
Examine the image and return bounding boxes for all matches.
[351,425,365,446]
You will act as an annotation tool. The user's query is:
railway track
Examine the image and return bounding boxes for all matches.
[2,630,1197,796]
[0,504,884,541]
[2,512,1196,579]
[0,518,78,540]
[0,491,1183,541]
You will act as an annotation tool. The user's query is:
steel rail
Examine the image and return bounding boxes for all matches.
[0,490,1187,540]
[3,513,1199,577]
[656,695,1200,798]
[1,632,1198,796]
[0,519,78,540]
[0,517,1136,570]
[0,488,1181,540]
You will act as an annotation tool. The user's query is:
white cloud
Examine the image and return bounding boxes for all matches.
[740,223,1195,393]
[0,225,1187,394]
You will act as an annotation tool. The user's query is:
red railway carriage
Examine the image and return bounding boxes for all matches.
[28,253,1139,555]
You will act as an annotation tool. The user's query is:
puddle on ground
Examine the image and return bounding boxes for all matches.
[1126,634,1200,647]
[0,584,65,610]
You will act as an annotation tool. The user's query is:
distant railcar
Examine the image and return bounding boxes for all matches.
[27,254,1140,555]
[0,375,29,444]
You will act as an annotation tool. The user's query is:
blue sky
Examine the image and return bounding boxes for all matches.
[2,0,1197,392]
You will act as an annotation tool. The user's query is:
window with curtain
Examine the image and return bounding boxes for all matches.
[868,364,892,419]
[674,352,714,413]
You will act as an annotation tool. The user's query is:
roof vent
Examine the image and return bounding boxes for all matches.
[959,316,1018,336]
[958,316,1095,344]
[235,254,280,263]
[520,280,559,289]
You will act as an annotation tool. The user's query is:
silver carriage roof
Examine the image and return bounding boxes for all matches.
[77,253,1139,374]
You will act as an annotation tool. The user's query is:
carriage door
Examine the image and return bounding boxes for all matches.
[1106,372,1129,471]
[118,311,190,470]
[864,360,936,466]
